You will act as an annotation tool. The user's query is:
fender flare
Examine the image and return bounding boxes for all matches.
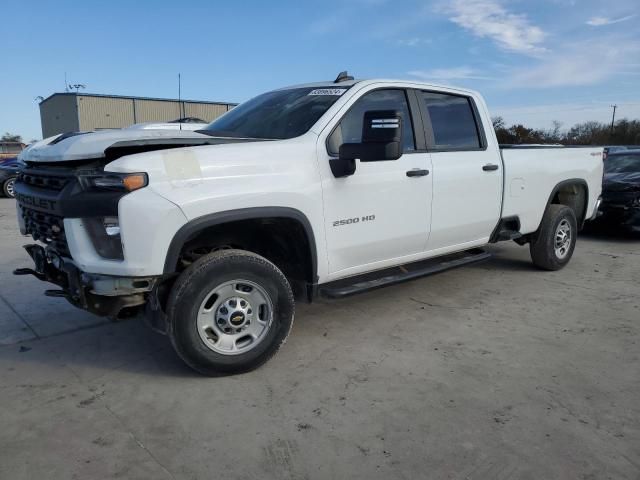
[163,206,318,281]
[544,178,590,227]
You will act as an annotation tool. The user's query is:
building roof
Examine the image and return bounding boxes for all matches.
[39,92,237,107]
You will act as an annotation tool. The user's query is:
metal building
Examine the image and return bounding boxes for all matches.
[39,92,237,138]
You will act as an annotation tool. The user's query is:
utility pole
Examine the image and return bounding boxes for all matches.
[609,104,617,140]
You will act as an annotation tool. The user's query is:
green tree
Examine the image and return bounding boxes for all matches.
[1,133,23,143]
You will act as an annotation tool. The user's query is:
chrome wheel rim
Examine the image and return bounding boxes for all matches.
[5,178,15,198]
[196,279,273,355]
[554,219,572,259]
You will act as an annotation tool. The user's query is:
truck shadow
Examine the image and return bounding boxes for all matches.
[471,244,538,272]
[580,223,640,243]
[2,319,202,379]
[470,255,536,272]
[3,240,606,380]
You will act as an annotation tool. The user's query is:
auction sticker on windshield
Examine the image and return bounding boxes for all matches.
[308,89,347,96]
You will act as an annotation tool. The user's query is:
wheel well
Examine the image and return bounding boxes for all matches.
[168,216,315,300]
[549,181,588,226]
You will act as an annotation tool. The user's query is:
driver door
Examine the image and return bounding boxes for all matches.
[316,88,433,278]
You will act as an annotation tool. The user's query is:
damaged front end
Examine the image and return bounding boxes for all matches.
[14,244,157,318]
[12,159,158,319]
[600,154,640,231]
[599,183,640,232]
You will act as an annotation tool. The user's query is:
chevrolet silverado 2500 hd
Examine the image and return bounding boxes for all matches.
[13,75,604,375]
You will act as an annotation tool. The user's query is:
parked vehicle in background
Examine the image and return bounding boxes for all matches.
[126,117,208,131]
[12,75,604,375]
[0,141,26,161]
[603,146,636,161]
[597,149,640,231]
[0,157,21,198]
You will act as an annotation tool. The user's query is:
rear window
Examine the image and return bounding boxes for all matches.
[419,92,482,150]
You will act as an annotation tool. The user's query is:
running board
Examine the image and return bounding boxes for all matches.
[319,248,491,299]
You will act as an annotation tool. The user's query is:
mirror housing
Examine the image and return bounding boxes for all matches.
[330,110,403,178]
[329,157,356,178]
[339,141,401,162]
[338,109,403,163]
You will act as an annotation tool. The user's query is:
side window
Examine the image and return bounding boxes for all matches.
[328,89,415,155]
[419,92,482,150]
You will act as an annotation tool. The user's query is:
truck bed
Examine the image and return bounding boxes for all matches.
[499,145,604,234]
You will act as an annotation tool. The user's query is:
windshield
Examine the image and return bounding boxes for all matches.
[199,87,350,139]
[605,154,640,174]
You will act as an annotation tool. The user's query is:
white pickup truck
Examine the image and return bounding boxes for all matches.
[14,74,604,375]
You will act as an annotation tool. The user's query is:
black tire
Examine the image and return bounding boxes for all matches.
[3,177,16,198]
[529,204,577,271]
[166,249,294,376]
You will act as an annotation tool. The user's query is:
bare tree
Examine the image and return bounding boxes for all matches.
[492,118,640,146]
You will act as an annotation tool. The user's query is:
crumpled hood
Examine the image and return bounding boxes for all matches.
[19,129,209,163]
[603,172,640,192]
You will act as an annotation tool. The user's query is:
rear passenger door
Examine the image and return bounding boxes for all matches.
[417,91,502,252]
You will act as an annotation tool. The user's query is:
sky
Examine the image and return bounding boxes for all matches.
[1,0,639,141]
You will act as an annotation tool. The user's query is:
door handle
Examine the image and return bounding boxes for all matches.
[406,169,429,177]
[482,164,499,171]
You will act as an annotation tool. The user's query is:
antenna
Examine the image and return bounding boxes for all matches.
[64,72,68,92]
[178,73,182,131]
[334,71,354,83]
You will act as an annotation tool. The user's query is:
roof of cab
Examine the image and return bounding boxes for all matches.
[275,78,480,97]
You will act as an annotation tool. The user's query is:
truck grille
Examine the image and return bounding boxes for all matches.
[18,171,71,191]
[21,207,70,257]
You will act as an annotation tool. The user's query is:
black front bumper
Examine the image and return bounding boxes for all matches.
[598,188,640,231]
[599,206,640,231]
[14,244,148,318]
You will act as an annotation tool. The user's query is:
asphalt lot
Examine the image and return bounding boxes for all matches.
[0,196,639,480]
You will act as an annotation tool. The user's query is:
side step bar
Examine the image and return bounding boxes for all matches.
[319,248,491,299]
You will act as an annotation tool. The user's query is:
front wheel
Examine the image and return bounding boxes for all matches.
[166,249,295,376]
[530,204,577,271]
[3,177,16,198]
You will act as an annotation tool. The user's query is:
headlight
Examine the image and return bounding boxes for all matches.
[79,172,148,192]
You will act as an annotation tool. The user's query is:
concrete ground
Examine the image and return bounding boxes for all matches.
[0,197,638,480]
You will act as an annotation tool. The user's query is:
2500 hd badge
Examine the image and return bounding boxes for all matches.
[333,215,376,227]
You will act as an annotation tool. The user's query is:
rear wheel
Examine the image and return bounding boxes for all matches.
[530,204,577,271]
[3,177,16,198]
[167,249,295,376]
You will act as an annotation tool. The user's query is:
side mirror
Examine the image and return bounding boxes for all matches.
[330,110,403,178]
[339,110,403,163]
